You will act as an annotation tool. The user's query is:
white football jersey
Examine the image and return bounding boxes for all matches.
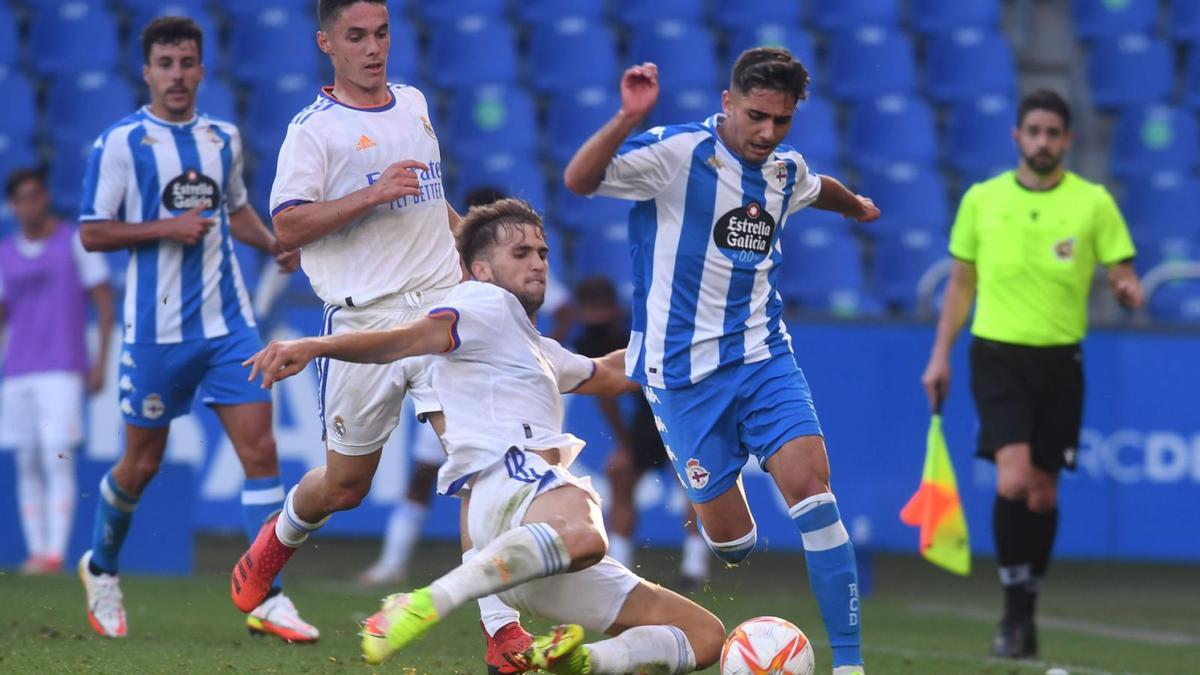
[423,281,596,496]
[270,84,461,308]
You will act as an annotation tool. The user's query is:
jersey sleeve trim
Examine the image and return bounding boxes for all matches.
[270,199,311,218]
[562,359,597,393]
[426,307,462,352]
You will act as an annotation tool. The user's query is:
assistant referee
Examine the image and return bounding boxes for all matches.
[920,90,1142,660]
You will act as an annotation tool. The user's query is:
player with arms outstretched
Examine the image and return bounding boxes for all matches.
[563,48,880,674]
[76,17,311,641]
[246,199,726,674]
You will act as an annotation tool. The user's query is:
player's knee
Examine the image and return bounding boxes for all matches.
[1027,486,1058,513]
[127,455,163,491]
[700,522,757,566]
[324,477,373,512]
[688,611,727,668]
[543,515,607,569]
[995,470,1030,501]
[238,436,279,476]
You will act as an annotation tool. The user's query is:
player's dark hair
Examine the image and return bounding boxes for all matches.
[319,0,387,31]
[456,198,545,266]
[730,47,809,102]
[5,167,46,198]
[141,16,203,65]
[575,276,619,308]
[1018,89,1071,130]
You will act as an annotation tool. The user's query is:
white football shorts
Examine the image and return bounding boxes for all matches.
[0,371,85,448]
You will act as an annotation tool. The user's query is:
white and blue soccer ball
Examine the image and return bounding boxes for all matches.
[720,616,815,675]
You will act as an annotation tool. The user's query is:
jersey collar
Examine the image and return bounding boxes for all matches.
[140,106,200,130]
[319,85,397,112]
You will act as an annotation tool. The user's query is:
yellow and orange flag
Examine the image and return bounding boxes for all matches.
[900,411,971,575]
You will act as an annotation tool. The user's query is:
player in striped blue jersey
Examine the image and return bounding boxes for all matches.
[565,49,879,675]
[75,17,316,643]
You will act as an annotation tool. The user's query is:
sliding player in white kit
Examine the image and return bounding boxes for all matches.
[244,199,725,674]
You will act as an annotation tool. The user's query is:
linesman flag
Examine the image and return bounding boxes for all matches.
[900,407,971,575]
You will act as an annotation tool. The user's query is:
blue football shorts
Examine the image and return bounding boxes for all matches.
[642,353,823,503]
[118,328,271,428]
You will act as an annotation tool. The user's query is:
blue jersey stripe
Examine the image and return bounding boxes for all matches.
[662,138,718,388]
[172,127,207,340]
[627,200,656,380]
[766,159,798,356]
[128,125,160,343]
[617,122,707,157]
[718,165,769,365]
[79,143,106,222]
[209,124,248,334]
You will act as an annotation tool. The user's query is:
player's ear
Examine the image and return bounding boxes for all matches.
[469,259,492,282]
[721,90,731,115]
[142,63,151,88]
[317,30,333,55]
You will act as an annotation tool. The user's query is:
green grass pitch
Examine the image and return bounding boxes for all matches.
[1,536,1194,674]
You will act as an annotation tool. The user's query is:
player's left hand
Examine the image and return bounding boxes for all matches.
[86,364,105,394]
[851,195,880,222]
[244,339,316,389]
[274,247,301,273]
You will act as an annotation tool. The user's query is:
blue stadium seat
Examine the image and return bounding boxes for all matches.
[714,0,802,31]
[573,217,633,295]
[30,2,120,77]
[529,17,618,94]
[230,5,320,84]
[1121,171,1200,238]
[628,20,719,89]
[0,142,40,192]
[827,26,917,101]
[428,16,518,91]
[0,5,19,69]
[1072,0,1157,41]
[875,229,949,312]
[1148,279,1200,322]
[547,86,620,167]
[0,69,38,145]
[118,0,208,11]
[245,75,321,159]
[726,24,818,85]
[615,0,705,26]
[650,85,723,128]
[246,151,277,218]
[127,5,221,72]
[780,210,875,315]
[49,137,95,219]
[784,96,840,169]
[419,0,507,26]
[197,79,238,123]
[552,189,632,234]
[847,95,938,172]
[520,0,605,24]
[858,164,950,236]
[1109,106,1199,181]
[446,85,538,158]
[453,152,548,211]
[47,71,138,148]
[382,21,421,86]
[947,94,1016,183]
[812,0,900,31]
[1132,232,1199,274]
[1172,0,1200,44]
[912,0,1001,35]
[1087,35,1172,111]
[926,29,1016,105]
[1184,48,1200,111]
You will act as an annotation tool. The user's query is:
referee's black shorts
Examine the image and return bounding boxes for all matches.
[969,337,1084,473]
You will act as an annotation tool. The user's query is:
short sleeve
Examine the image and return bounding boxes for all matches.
[593,127,689,201]
[224,126,249,213]
[71,230,110,288]
[785,155,823,215]
[80,130,131,223]
[1092,186,1136,265]
[403,355,442,417]
[269,123,326,217]
[427,282,511,356]
[538,337,596,393]
[948,184,980,263]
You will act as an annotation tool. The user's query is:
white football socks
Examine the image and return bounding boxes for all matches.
[463,549,524,636]
[585,624,696,674]
[274,487,330,547]
[375,499,428,572]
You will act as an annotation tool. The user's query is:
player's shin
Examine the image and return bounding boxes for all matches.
[89,471,140,574]
[790,493,863,668]
[584,625,697,675]
[429,523,570,617]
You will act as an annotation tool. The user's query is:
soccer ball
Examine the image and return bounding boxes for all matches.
[720,616,815,675]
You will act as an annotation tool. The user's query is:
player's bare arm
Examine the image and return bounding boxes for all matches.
[921,259,978,409]
[1106,261,1144,308]
[573,348,640,397]
[244,313,454,389]
[88,282,115,394]
[272,159,428,250]
[563,63,659,196]
[228,205,300,272]
[811,175,881,223]
[80,204,213,251]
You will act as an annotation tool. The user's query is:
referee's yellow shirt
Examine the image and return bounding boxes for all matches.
[949,171,1136,346]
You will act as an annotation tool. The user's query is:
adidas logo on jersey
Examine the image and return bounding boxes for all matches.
[356,135,377,151]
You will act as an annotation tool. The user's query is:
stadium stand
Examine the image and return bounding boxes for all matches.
[925,28,1017,105]
[911,0,1001,35]
[527,17,618,95]
[1109,106,1199,181]
[1071,0,1158,41]
[1086,34,1173,111]
[827,26,917,101]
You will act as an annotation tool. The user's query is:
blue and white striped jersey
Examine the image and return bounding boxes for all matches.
[80,107,256,344]
[594,113,822,389]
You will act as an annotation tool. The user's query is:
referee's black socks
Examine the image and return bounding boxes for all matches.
[993,495,1059,622]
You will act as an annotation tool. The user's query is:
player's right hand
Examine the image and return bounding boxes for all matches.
[920,356,951,413]
[619,62,659,121]
[243,338,317,389]
[164,205,214,246]
[369,160,429,206]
